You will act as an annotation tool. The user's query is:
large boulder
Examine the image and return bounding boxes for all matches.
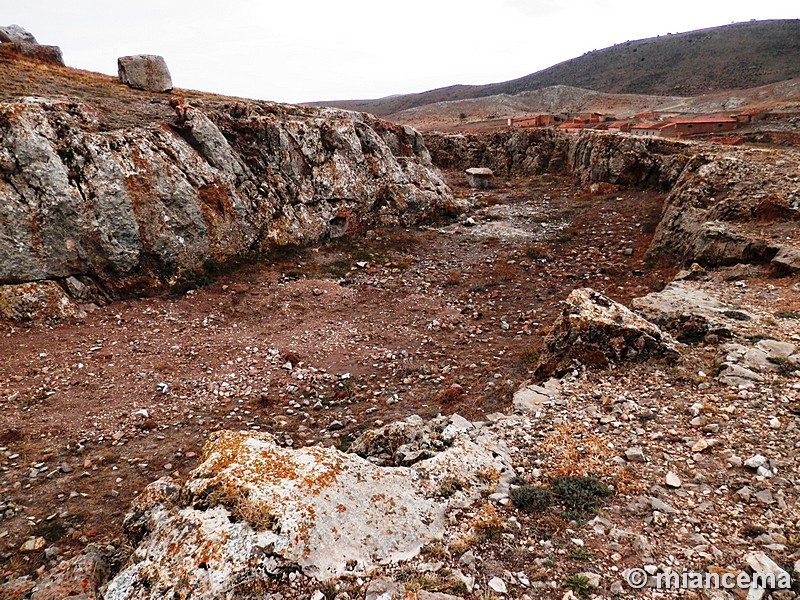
[631,279,750,343]
[0,24,37,44]
[535,288,680,378]
[103,425,512,598]
[0,24,64,65]
[117,54,173,92]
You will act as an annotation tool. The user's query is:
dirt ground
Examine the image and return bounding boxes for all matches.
[0,171,678,578]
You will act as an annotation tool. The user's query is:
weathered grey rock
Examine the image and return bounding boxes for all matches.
[104,426,512,597]
[117,54,173,92]
[30,544,109,600]
[744,551,791,582]
[647,154,800,268]
[0,99,452,317]
[625,447,647,463]
[535,288,680,378]
[717,363,764,387]
[632,281,750,342]
[465,167,494,188]
[350,414,477,466]
[513,378,561,412]
[0,24,64,65]
[0,24,37,44]
[649,497,677,514]
[771,245,800,273]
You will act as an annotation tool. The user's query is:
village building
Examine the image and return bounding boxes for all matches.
[508,113,557,128]
[605,121,632,133]
[630,122,666,136]
[557,121,589,134]
[658,117,738,138]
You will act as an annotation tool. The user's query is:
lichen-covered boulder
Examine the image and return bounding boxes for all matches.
[535,287,680,378]
[0,280,78,322]
[29,544,109,600]
[117,54,173,92]
[104,426,511,598]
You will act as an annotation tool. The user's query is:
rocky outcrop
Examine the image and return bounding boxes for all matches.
[117,55,173,92]
[426,129,691,189]
[632,279,750,343]
[103,423,511,598]
[535,288,680,379]
[0,24,63,65]
[646,151,800,268]
[426,129,800,270]
[0,98,452,317]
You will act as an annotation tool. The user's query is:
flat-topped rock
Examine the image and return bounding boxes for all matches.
[118,54,173,92]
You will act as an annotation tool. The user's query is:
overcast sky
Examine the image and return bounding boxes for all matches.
[4,1,798,104]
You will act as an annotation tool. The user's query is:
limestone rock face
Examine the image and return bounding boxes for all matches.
[646,153,800,267]
[425,130,800,271]
[104,425,511,597]
[426,129,691,189]
[535,288,680,378]
[117,54,173,92]
[0,98,451,319]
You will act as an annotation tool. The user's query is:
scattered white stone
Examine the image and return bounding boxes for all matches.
[768,417,781,429]
[488,576,508,594]
[665,472,682,488]
[754,489,775,505]
[625,446,647,463]
[745,551,790,581]
[579,572,601,587]
[744,455,768,470]
[20,536,46,552]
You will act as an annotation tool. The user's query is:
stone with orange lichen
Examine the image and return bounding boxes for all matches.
[105,424,512,598]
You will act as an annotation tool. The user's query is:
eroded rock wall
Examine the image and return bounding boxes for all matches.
[0,99,452,304]
[425,129,691,189]
[426,130,800,270]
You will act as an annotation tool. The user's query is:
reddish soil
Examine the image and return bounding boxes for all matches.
[0,172,677,577]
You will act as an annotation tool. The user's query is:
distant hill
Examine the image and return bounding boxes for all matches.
[311,19,800,117]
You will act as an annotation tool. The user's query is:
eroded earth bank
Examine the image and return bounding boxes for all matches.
[1,63,799,599]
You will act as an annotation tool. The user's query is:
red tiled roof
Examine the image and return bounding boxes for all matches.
[630,122,666,129]
[665,117,737,124]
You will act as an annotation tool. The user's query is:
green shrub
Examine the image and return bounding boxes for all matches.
[510,484,553,512]
[564,574,594,597]
[551,475,612,512]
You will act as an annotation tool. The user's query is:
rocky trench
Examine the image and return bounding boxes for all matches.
[426,128,800,272]
[0,99,452,320]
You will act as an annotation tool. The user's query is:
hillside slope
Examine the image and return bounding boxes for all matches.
[312,19,800,117]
